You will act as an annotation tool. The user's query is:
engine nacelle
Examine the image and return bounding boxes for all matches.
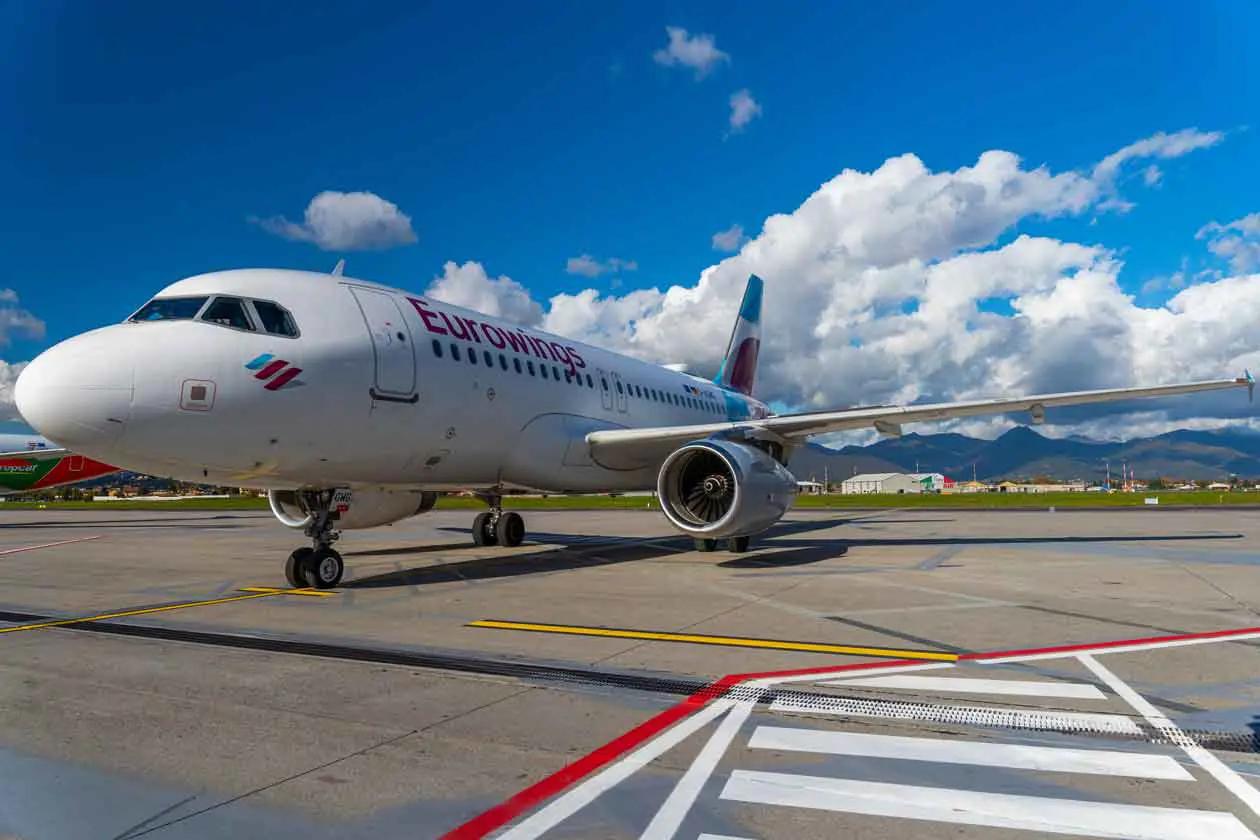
[268,489,438,531]
[656,439,797,539]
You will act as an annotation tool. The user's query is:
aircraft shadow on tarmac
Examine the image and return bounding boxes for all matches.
[342,518,1245,588]
[716,531,1245,569]
[341,516,854,588]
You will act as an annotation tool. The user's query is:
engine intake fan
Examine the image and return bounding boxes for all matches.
[657,439,797,539]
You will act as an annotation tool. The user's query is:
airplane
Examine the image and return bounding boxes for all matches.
[0,433,120,495]
[12,265,1254,589]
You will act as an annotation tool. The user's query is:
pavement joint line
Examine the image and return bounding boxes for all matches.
[0,587,331,634]
[238,586,336,597]
[0,535,103,556]
[466,619,959,661]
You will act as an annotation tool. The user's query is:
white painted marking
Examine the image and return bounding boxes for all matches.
[1079,654,1260,824]
[640,700,756,839]
[822,674,1107,699]
[772,661,957,687]
[0,535,102,556]
[632,664,953,840]
[721,770,1258,839]
[979,632,1260,664]
[747,727,1193,780]
[769,694,1143,735]
[494,699,732,840]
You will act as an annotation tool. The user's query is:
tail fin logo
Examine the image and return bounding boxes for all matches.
[245,353,305,391]
[714,274,764,397]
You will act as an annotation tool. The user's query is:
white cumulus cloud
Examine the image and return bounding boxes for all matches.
[728,89,761,132]
[252,190,418,251]
[1197,212,1260,274]
[565,255,638,278]
[652,26,729,79]
[427,128,1244,441]
[0,290,46,422]
[424,261,543,327]
[1091,128,1225,211]
[712,224,748,252]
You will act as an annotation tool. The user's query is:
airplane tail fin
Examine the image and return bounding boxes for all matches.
[714,274,763,396]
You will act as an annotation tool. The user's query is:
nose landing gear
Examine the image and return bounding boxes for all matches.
[471,493,526,547]
[284,491,344,589]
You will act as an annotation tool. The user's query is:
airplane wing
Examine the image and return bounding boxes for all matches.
[586,374,1255,457]
[0,447,71,462]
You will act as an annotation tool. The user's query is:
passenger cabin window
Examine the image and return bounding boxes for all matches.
[199,296,254,331]
[252,300,299,337]
[128,296,209,322]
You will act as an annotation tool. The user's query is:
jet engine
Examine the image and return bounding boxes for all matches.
[656,439,797,539]
[268,489,438,530]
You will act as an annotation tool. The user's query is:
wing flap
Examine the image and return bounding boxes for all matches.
[586,375,1253,456]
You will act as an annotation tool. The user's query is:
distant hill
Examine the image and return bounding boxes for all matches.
[819,426,1260,482]
[786,442,903,483]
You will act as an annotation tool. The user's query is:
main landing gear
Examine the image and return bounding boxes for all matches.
[284,491,345,590]
[693,536,751,553]
[471,494,526,547]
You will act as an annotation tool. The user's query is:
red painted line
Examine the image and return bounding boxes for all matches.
[444,621,1260,838]
[441,657,925,839]
[440,674,741,840]
[727,656,930,684]
[0,535,102,556]
[958,624,1260,661]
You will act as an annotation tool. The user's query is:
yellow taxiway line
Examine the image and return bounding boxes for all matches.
[467,619,959,661]
[0,587,332,635]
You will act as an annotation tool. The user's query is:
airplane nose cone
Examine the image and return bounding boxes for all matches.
[15,330,134,453]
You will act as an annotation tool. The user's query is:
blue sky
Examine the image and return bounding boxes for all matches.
[2,0,1259,437]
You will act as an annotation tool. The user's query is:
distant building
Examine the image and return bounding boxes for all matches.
[909,473,952,492]
[954,480,991,493]
[840,473,922,494]
[996,481,1087,493]
[796,480,825,495]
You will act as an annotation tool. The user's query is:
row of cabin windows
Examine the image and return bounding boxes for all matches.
[430,338,724,414]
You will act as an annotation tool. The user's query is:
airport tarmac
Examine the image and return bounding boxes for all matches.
[3,505,1260,839]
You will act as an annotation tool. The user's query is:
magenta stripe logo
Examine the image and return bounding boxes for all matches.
[245,353,305,390]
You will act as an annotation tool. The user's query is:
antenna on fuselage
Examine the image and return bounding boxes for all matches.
[331,258,346,276]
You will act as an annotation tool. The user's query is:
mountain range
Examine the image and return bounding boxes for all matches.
[786,426,1260,483]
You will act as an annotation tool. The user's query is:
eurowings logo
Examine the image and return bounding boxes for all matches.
[245,354,304,390]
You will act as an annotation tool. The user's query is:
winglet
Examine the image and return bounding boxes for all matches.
[331,259,346,276]
[1247,369,1255,404]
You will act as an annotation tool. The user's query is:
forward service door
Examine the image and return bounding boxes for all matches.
[348,286,418,403]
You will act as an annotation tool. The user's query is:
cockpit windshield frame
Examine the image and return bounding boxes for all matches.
[198,296,256,333]
[247,298,301,339]
[127,296,211,323]
[126,294,300,339]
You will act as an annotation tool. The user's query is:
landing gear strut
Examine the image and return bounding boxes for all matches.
[284,490,345,589]
[471,494,526,547]
[694,536,751,553]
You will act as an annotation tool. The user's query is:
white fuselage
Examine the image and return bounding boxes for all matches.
[16,269,770,494]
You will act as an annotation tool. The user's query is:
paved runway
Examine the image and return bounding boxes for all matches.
[2,505,1260,838]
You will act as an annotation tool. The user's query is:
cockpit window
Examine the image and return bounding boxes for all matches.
[128,296,209,322]
[199,296,255,331]
[251,300,299,337]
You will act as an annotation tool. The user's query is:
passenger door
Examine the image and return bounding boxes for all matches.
[597,367,614,412]
[611,370,628,413]
[348,286,418,403]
